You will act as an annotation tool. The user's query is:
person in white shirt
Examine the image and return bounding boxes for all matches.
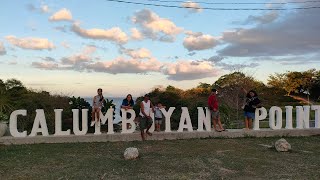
[139,94,154,140]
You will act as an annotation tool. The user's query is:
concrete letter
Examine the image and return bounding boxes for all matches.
[161,107,175,132]
[9,110,27,137]
[72,109,88,135]
[253,107,267,130]
[121,109,136,134]
[285,106,293,129]
[30,109,49,136]
[177,107,193,132]
[269,106,282,130]
[296,106,310,129]
[311,105,320,128]
[54,109,70,136]
[100,108,114,134]
[197,107,211,132]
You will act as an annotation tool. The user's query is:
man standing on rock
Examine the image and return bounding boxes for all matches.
[139,94,154,140]
[208,89,225,132]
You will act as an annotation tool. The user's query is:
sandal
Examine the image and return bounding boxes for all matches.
[146,132,153,136]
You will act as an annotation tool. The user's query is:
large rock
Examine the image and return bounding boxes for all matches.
[275,138,291,152]
[124,147,139,160]
[0,123,8,137]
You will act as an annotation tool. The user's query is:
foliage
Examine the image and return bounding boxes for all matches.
[0,111,9,123]
[268,69,320,101]
[0,78,93,134]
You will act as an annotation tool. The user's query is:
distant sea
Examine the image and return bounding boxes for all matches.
[84,97,133,123]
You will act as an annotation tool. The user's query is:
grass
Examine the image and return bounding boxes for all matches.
[0,136,320,179]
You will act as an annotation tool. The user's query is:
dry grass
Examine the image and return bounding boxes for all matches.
[0,136,320,179]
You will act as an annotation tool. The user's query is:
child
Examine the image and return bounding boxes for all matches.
[91,88,105,127]
[154,102,166,132]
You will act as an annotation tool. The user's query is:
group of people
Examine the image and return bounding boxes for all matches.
[91,87,261,140]
[90,89,165,140]
[208,88,261,132]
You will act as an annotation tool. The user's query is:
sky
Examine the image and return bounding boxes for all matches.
[0,0,319,98]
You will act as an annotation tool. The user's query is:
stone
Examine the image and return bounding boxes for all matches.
[0,122,8,137]
[275,138,291,152]
[124,147,139,160]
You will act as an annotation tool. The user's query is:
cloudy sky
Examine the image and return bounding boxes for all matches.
[0,0,319,97]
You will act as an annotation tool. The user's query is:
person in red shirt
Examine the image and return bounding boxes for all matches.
[208,89,225,132]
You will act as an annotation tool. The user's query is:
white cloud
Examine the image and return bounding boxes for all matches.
[40,57,56,62]
[130,28,144,40]
[60,45,96,65]
[5,36,54,50]
[87,57,162,74]
[162,60,219,80]
[61,41,71,49]
[32,62,59,70]
[120,47,152,59]
[49,8,73,22]
[71,23,128,44]
[181,1,203,13]
[244,11,279,24]
[132,9,183,42]
[0,42,6,55]
[27,4,50,13]
[41,5,50,13]
[183,31,217,51]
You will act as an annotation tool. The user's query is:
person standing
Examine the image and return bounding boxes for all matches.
[242,88,261,130]
[154,102,166,132]
[139,94,154,140]
[208,89,225,132]
[91,88,105,127]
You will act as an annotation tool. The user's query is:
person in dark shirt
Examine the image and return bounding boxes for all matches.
[121,94,135,129]
[242,88,261,130]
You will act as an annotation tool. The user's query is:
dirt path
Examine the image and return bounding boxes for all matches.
[289,95,315,104]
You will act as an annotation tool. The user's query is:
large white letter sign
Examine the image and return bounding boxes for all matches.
[296,106,310,129]
[100,108,115,135]
[30,109,49,136]
[197,107,211,132]
[161,107,175,133]
[269,106,282,130]
[121,109,136,134]
[178,107,193,132]
[311,105,320,128]
[54,109,70,136]
[72,109,88,135]
[149,111,155,133]
[285,106,293,129]
[9,110,27,137]
[253,107,267,130]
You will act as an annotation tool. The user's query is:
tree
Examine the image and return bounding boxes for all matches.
[268,69,317,96]
[267,73,285,89]
[197,82,211,89]
[5,79,25,90]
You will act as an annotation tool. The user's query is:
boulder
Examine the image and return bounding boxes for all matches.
[0,122,8,137]
[275,138,291,152]
[124,147,139,160]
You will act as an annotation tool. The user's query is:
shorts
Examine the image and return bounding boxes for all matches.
[244,112,255,119]
[155,117,163,124]
[210,110,220,119]
[140,116,153,130]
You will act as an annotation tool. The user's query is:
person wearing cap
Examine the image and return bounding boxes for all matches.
[208,89,225,132]
[139,94,154,140]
